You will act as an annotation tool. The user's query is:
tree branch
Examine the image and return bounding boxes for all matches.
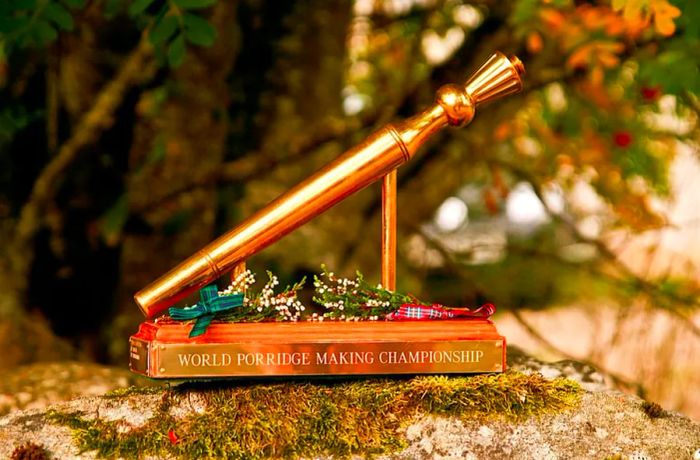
[10,35,154,281]
[488,157,700,338]
[510,309,646,397]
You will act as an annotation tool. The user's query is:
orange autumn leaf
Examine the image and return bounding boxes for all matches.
[490,166,509,199]
[567,41,625,71]
[615,0,680,36]
[590,66,605,86]
[614,196,666,230]
[568,43,595,69]
[651,0,681,36]
[539,8,566,30]
[597,52,620,68]
[527,31,544,54]
[618,0,646,21]
[483,189,500,215]
[494,122,511,141]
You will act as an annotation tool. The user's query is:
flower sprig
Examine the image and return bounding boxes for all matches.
[312,266,416,321]
[216,269,306,322]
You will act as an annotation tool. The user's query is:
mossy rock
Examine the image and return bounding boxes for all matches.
[0,371,579,459]
[1,363,699,459]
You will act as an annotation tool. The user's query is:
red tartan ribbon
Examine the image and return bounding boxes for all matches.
[385,303,496,321]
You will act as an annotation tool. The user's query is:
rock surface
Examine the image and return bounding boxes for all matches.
[0,352,698,459]
[0,361,159,416]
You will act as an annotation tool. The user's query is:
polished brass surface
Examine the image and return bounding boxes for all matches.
[381,171,397,291]
[135,51,524,318]
[138,339,505,378]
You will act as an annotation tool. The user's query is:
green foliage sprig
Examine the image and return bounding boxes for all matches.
[0,0,219,65]
[129,0,218,67]
[312,266,417,321]
[0,0,85,50]
[169,267,421,324]
[214,269,307,323]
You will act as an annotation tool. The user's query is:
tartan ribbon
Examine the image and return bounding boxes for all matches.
[385,303,496,321]
[168,285,244,337]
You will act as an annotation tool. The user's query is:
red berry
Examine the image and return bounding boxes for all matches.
[613,131,633,148]
[641,85,661,101]
[168,429,179,445]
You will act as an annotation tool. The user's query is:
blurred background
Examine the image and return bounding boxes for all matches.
[0,0,699,418]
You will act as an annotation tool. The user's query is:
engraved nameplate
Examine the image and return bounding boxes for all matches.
[129,320,506,378]
[143,340,503,378]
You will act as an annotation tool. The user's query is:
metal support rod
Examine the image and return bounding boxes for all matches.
[381,170,397,291]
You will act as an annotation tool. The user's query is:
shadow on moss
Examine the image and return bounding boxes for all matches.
[47,371,581,459]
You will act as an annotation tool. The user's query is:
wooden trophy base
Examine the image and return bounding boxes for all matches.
[129,319,506,379]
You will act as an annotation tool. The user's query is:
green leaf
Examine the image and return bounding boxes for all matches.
[45,2,74,30]
[62,0,86,8]
[128,0,155,17]
[33,19,58,45]
[99,195,129,246]
[173,0,217,10]
[0,16,30,34]
[183,13,216,46]
[152,43,167,66]
[511,0,538,25]
[149,15,178,46]
[147,134,166,163]
[11,0,36,10]
[167,34,185,67]
[103,0,122,18]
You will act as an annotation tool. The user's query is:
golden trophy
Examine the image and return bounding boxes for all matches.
[129,52,524,379]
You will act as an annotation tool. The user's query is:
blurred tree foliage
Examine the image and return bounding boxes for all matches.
[0,0,698,365]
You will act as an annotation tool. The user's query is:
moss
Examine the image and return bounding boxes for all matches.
[103,385,164,399]
[47,371,582,459]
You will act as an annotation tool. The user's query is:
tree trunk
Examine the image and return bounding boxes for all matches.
[108,1,240,362]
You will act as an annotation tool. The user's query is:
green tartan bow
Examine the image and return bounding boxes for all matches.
[168,285,244,337]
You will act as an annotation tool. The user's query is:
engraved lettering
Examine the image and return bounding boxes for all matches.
[178,353,233,367]
[315,351,374,365]
[172,343,493,375]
